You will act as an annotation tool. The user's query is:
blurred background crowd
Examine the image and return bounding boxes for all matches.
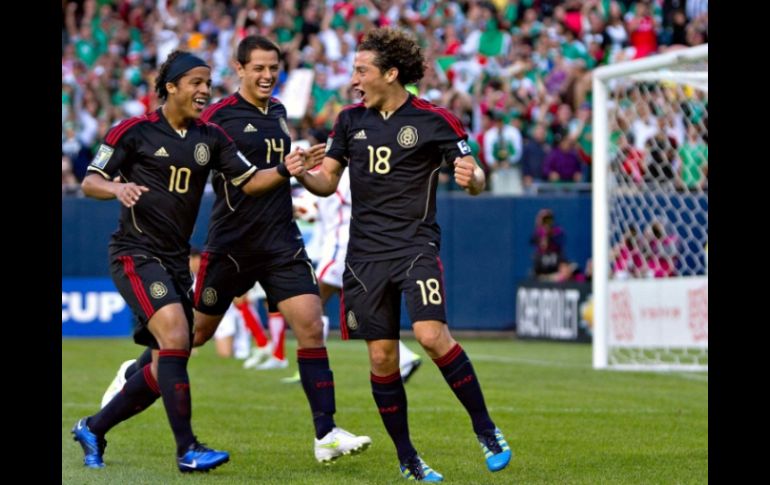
[61,0,708,197]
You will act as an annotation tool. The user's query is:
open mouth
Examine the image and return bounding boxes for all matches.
[353,88,365,103]
[258,81,274,93]
[193,97,208,110]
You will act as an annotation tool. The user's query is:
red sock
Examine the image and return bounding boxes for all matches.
[236,301,268,348]
[268,312,286,360]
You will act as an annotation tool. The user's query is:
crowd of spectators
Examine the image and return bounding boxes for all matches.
[62,0,708,196]
[610,220,679,279]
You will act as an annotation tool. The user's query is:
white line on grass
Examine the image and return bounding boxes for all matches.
[469,354,708,382]
[469,354,591,369]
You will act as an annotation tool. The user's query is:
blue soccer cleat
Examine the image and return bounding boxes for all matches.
[477,428,512,472]
[177,441,230,473]
[399,455,444,482]
[71,417,106,469]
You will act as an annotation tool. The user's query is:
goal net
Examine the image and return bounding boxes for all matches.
[591,45,708,371]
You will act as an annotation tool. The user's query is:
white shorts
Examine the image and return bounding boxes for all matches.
[214,304,251,359]
[316,238,347,288]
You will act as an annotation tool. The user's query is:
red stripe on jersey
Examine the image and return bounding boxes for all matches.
[119,256,155,319]
[201,95,238,122]
[106,115,152,146]
[193,252,211,307]
[341,102,364,112]
[330,102,364,138]
[199,120,234,142]
[411,98,466,138]
[436,256,448,308]
[339,290,349,340]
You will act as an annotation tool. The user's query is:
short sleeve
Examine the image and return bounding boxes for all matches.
[432,110,472,164]
[210,123,257,187]
[86,125,133,179]
[325,110,351,167]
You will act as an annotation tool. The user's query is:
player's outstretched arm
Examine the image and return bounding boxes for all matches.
[453,155,486,195]
[295,156,344,197]
[240,147,307,196]
[81,173,149,208]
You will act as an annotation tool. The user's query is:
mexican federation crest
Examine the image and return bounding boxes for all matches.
[279,117,291,137]
[346,310,359,331]
[194,143,210,165]
[202,287,218,306]
[397,125,418,148]
[149,282,168,299]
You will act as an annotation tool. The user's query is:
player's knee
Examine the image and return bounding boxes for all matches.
[159,327,191,350]
[369,346,397,370]
[295,316,324,340]
[192,330,209,348]
[414,325,447,353]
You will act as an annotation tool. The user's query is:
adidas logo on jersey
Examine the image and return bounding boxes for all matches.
[244,123,258,133]
[154,147,170,157]
[354,130,367,140]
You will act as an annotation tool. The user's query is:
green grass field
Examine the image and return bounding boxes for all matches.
[62,338,707,484]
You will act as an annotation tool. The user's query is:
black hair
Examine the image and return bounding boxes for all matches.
[154,51,209,100]
[236,35,281,66]
[357,27,426,86]
[155,51,185,100]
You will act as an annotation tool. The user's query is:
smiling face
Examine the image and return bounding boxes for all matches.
[351,50,395,111]
[237,48,280,107]
[166,66,212,120]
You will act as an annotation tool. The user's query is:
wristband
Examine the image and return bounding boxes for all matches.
[277,164,291,178]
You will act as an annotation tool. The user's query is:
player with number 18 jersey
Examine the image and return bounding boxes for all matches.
[325,93,473,263]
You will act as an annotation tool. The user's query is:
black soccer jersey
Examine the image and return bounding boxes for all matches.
[200,93,302,254]
[87,108,257,259]
[325,94,472,261]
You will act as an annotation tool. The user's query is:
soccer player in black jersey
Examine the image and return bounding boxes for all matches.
[295,28,512,482]
[99,36,372,464]
[196,35,372,462]
[71,51,308,473]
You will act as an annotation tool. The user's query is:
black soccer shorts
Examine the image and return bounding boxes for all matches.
[193,247,319,315]
[109,250,194,349]
[340,251,448,340]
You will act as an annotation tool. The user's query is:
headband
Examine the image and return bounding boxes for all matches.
[164,53,210,84]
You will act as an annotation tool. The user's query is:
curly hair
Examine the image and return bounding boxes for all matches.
[357,27,426,86]
[155,50,186,100]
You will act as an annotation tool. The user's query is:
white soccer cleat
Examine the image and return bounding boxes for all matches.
[253,356,288,370]
[400,356,422,383]
[314,427,372,463]
[100,359,136,408]
[242,344,272,369]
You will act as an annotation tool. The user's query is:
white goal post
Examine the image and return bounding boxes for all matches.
[592,45,708,371]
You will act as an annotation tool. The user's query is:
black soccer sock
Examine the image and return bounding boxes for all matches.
[371,371,418,463]
[125,348,153,380]
[434,343,495,435]
[157,350,196,456]
[297,347,337,439]
[88,364,161,436]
